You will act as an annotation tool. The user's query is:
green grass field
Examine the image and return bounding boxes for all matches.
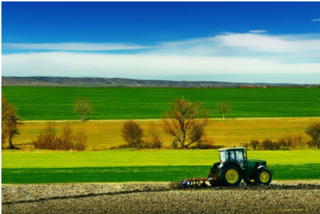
[2,87,320,184]
[2,87,320,120]
[3,164,320,184]
[2,150,320,183]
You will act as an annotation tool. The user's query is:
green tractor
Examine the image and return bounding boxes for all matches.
[207,147,272,187]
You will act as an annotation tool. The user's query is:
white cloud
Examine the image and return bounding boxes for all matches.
[215,33,291,52]
[147,33,320,63]
[312,19,320,21]
[218,33,320,54]
[2,52,320,78]
[3,43,151,51]
[2,32,320,83]
[146,33,320,63]
[249,30,267,33]
[4,33,320,62]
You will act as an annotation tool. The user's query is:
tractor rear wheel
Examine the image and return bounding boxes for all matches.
[219,165,242,187]
[255,168,272,185]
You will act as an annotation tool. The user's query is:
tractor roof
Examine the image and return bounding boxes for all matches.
[219,147,246,152]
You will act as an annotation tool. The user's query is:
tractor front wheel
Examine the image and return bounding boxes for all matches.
[255,168,272,185]
[219,165,242,187]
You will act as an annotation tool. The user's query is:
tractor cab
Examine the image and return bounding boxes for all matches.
[219,147,247,170]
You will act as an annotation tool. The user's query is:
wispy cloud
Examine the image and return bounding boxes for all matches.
[312,19,320,21]
[249,30,267,33]
[150,32,320,63]
[3,43,151,51]
[4,33,320,62]
[2,32,320,84]
[216,33,320,53]
[2,52,320,77]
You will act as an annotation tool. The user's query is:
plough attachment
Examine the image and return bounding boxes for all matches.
[182,177,217,188]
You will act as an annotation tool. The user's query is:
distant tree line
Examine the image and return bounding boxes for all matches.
[242,126,320,150]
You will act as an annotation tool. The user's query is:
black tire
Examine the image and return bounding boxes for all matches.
[219,164,242,187]
[255,168,272,185]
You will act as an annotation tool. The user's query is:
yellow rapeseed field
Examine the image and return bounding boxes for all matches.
[10,117,319,150]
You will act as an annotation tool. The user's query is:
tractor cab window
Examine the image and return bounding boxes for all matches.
[235,150,244,162]
[220,151,227,162]
[229,150,236,161]
[236,150,245,168]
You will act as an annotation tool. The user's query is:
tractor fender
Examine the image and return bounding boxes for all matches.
[252,165,266,178]
[219,162,242,171]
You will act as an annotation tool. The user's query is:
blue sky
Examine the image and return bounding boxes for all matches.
[2,2,320,84]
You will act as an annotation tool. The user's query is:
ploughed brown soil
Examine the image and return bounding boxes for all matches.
[2,180,320,214]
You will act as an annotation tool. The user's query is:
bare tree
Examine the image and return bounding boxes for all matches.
[250,139,260,150]
[2,94,21,149]
[292,134,306,149]
[73,130,88,151]
[163,98,209,149]
[216,101,232,120]
[56,123,73,151]
[33,122,88,151]
[305,122,320,149]
[72,98,94,122]
[33,122,57,150]
[120,120,144,148]
[262,139,273,150]
[1,96,8,146]
[145,122,163,149]
[188,120,207,146]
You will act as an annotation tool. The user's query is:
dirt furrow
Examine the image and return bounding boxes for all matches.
[2,181,320,213]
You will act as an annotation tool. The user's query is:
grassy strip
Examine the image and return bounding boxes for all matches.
[2,150,320,168]
[1,166,208,184]
[3,87,320,120]
[10,118,316,150]
[2,164,320,184]
[268,164,320,180]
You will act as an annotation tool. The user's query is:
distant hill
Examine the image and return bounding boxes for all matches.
[1,76,314,88]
